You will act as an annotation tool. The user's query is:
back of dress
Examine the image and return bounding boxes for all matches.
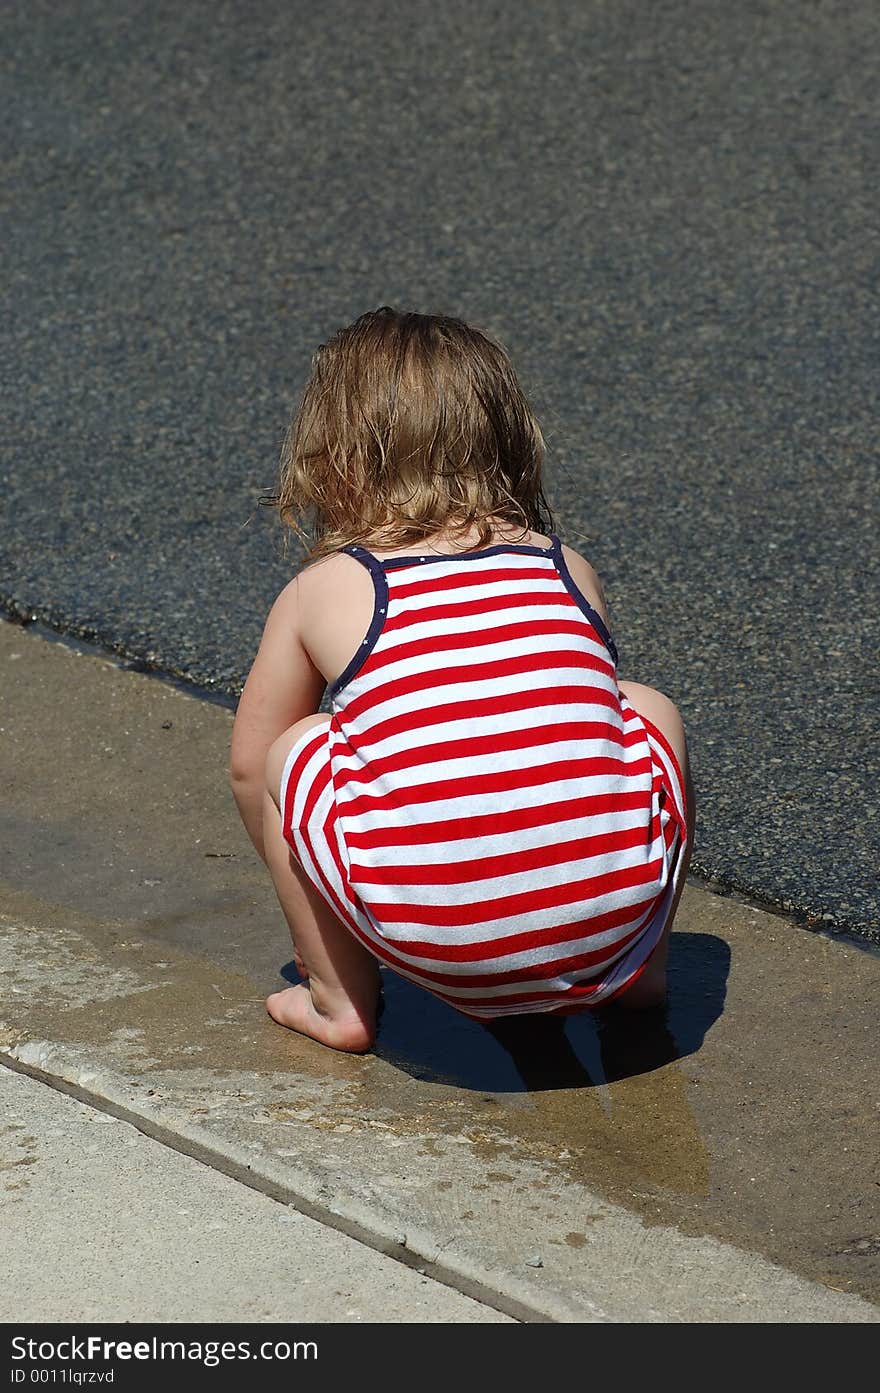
[282,536,688,1017]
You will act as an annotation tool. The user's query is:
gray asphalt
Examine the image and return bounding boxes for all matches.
[2,0,878,939]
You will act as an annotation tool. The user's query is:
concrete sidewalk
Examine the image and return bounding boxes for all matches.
[1,619,878,1322]
[0,1065,509,1323]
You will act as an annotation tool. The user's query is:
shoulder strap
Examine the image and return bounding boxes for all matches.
[548,536,619,668]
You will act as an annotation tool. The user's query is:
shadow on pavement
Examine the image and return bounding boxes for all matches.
[281,931,730,1093]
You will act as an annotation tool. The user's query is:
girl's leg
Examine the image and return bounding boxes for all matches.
[263,716,381,1052]
[612,680,696,1009]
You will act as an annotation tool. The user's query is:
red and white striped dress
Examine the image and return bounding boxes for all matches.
[279,536,688,1018]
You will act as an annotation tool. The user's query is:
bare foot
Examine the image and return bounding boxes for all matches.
[266,983,375,1053]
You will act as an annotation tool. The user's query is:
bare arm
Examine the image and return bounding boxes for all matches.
[229,576,325,862]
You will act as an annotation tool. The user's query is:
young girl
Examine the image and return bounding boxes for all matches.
[230,307,695,1053]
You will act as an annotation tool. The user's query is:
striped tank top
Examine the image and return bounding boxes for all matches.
[280,535,688,1018]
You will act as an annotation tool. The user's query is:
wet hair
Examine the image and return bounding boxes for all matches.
[267,306,553,559]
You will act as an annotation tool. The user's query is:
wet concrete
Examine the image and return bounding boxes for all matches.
[2,620,878,1320]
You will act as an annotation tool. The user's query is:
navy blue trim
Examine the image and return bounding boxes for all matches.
[326,546,389,700]
[377,539,557,569]
[550,535,619,668]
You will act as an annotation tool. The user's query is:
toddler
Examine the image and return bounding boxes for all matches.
[230,307,695,1053]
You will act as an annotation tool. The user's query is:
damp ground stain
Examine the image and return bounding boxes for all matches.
[2,622,878,1305]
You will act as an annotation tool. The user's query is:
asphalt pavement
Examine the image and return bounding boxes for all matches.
[1,2,880,936]
[2,0,879,1327]
[2,0,878,939]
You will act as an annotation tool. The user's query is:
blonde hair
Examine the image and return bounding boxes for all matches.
[267,307,554,559]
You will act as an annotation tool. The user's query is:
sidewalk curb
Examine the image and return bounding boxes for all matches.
[3,1038,877,1324]
[0,1046,594,1324]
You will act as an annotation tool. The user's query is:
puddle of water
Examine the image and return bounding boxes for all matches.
[275,932,729,1200]
[280,931,731,1096]
[363,932,725,1200]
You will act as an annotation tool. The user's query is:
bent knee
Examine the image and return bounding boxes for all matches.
[618,680,689,778]
[264,714,331,803]
[618,680,684,734]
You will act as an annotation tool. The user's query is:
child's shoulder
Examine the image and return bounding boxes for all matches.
[295,547,365,586]
[265,550,361,616]
[288,547,371,615]
[556,539,610,629]
[558,538,603,579]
